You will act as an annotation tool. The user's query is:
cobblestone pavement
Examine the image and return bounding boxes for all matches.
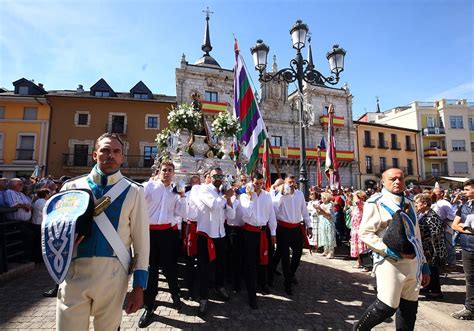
[1,248,473,330]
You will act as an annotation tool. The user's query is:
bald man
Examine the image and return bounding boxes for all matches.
[353,168,430,331]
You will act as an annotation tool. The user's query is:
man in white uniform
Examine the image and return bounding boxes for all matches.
[57,133,150,331]
[353,168,430,330]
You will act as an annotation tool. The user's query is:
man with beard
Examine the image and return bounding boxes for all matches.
[56,133,149,331]
[195,167,235,316]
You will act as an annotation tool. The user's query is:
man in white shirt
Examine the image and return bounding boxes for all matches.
[183,174,204,300]
[239,173,277,309]
[5,178,34,262]
[139,161,187,328]
[195,167,235,316]
[432,187,456,268]
[273,174,312,295]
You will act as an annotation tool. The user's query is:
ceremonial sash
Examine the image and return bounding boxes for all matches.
[277,220,311,249]
[185,221,198,257]
[198,231,216,262]
[77,175,132,273]
[243,223,269,265]
[380,201,425,287]
[149,223,178,231]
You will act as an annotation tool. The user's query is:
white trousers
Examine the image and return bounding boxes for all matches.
[56,257,129,331]
[375,257,419,308]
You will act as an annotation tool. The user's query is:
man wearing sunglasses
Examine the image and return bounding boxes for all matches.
[239,173,277,309]
[194,167,236,316]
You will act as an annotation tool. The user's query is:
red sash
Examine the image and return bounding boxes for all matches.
[277,220,310,249]
[149,223,178,231]
[197,231,216,262]
[186,221,198,257]
[243,223,269,265]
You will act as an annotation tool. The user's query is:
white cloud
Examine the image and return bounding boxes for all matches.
[430,81,474,101]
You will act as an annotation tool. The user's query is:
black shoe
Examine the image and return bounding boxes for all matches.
[216,287,230,301]
[198,299,208,317]
[284,284,293,296]
[267,280,274,288]
[171,294,182,310]
[138,309,154,328]
[259,285,271,295]
[249,299,258,309]
[43,287,58,298]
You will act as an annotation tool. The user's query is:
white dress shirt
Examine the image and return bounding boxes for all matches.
[143,179,187,226]
[272,189,311,228]
[227,196,244,227]
[239,190,277,236]
[196,183,236,238]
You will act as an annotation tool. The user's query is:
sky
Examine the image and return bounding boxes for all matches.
[0,0,473,119]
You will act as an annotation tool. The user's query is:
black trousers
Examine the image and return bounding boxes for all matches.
[426,265,441,293]
[18,221,34,262]
[198,235,226,300]
[225,225,243,291]
[30,223,43,263]
[462,249,474,311]
[335,210,347,245]
[276,226,303,285]
[143,228,180,309]
[266,228,276,286]
[243,228,267,302]
[184,223,199,295]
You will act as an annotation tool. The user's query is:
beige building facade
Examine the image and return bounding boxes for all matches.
[353,121,420,189]
[373,99,474,179]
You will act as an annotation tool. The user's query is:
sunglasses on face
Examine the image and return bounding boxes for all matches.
[212,174,225,179]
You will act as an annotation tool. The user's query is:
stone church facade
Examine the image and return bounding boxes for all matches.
[175,13,357,187]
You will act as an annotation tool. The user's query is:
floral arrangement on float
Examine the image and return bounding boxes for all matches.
[211,111,241,159]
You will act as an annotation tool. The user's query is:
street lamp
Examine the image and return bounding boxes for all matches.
[250,19,346,198]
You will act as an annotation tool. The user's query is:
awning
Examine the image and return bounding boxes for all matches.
[439,176,470,183]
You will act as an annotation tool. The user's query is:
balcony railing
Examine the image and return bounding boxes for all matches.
[363,139,375,148]
[422,127,445,136]
[378,140,389,149]
[424,148,448,158]
[405,144,416,151]
[16,148,34,160]
[62,153,156,170]
[390,142,401,150]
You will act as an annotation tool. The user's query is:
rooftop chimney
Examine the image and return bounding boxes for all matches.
[77,84,84,93]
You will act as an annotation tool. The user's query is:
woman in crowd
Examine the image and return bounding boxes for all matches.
[414,192,447,299]
[350,190,368,269]
[316,192,336,259]
[307,190,321,253]
[31,188,51,262]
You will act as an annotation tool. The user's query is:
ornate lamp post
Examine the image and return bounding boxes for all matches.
[250,19,346,198]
